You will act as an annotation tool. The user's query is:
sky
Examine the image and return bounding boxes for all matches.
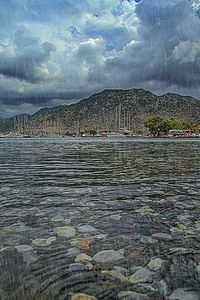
[0,0,200,117]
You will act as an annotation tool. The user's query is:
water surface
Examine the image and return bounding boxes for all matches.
[0,137,200,299]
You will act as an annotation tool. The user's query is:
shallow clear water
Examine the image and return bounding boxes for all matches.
[0,137,200,300]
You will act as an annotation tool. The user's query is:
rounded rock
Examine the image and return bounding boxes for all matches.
[55,226,76,238]
[93,249,124,264]
[168,288,200,300]
[75,253,93,263]
[51,215,64,222]
[147,258,164,271]
[130,267,154,284]
[152,233,173,241]
[46,236,56,245]
[64,218,72,225]
[71,293,97,300]
[118,291,150,300]
[196,263,200,274]
[71,238,91,249]
[32,238,48,247]
[77,225,97,234]
[140,236,158,245]
[15,245,34,253]
[101,270,129,283]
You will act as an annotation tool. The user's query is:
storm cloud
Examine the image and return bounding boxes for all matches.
[0,41,56,83]
[0,0,199,117]
[104,0,200,88]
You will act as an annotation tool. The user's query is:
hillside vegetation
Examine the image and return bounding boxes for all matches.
[1,89,200,134]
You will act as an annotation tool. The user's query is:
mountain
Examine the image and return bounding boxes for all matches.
[0,113,31,133]
[32,105,65,117]
[1,88,200,134]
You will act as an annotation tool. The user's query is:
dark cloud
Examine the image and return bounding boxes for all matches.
[136,0,200,87]
[0,83,95,107]
[0,40,56,83]
[103,0,200,90]
[0,0,200,117]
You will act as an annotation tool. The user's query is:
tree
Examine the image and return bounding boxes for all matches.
[89,129,97,136]
[145,116,194,136]
[166,117,191,130]
[144,116,164,136]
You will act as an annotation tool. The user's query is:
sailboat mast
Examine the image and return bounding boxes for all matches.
[124,108,126,130]
[77,119,80,136]
[115,106,118,132]
[118,104,121,132]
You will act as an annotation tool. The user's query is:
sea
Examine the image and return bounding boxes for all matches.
[0,137,200,300]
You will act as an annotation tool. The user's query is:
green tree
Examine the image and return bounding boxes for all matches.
[145,116,193,136]
[166,117,191,130]
[144,116,164,136]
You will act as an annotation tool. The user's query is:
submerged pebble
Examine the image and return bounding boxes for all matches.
[93,249,124,263]
[118,291,150,300]
[15,245,34,253]
[51,215,65,222]
[75,253,93,263]
[147,258,164,271]
[152,233,173,241]
[77,225,97,234]
[168,288,200,300]
[55,226,76,238]
[71,293,97,300]
[130,267,154,284]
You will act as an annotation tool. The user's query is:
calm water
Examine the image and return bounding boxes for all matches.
[0,137,200,300]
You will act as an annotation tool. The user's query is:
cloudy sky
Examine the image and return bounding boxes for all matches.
[0,0,200,117]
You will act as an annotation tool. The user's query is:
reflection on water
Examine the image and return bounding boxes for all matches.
[0,138,200,300]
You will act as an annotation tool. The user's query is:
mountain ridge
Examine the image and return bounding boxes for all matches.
[0,88,200,134]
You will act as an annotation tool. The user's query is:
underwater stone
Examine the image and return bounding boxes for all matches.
[130,267,154,284]
[118,291,150,300]
[147,258,164,271]
[93,249,124,264]
[169,288,200,300]
[152,233,173,241]
[55,226,76,238]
